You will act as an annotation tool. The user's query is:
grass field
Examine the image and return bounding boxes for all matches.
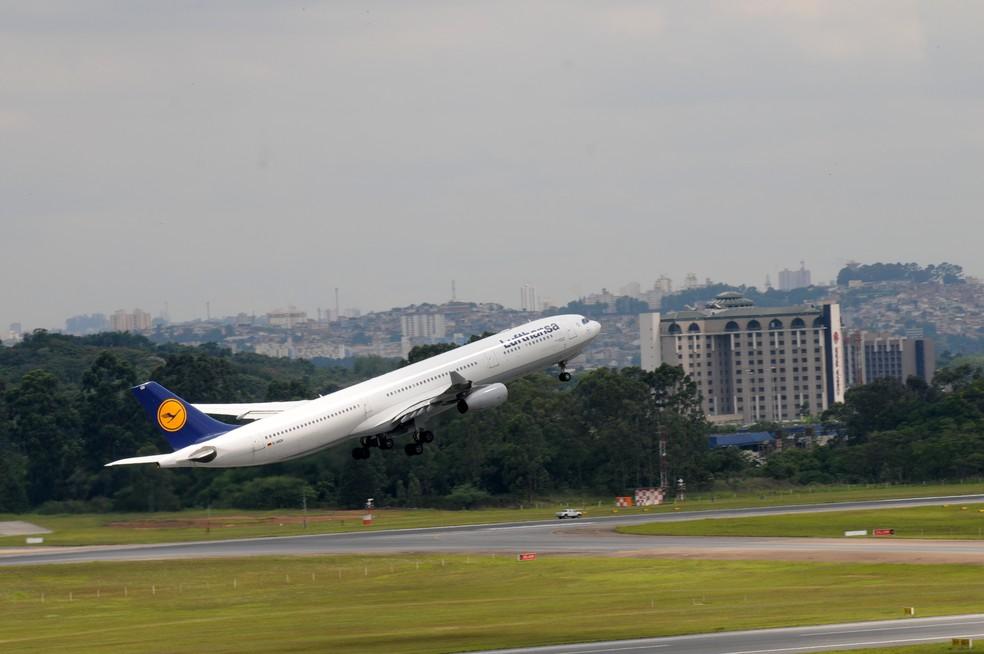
[4,480,984,547]
[618,503,984,539]
[3,555,984,653]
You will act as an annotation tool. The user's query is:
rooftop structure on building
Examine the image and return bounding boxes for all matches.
[640,291,845,424]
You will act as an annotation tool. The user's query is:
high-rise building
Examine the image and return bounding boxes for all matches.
[110,309,152,332]
[778,262,812,291]
[401,313,447,340]
[655,275,673,294]
[844,331,935,386]
[640,291,845,423]
[520,285,538,312]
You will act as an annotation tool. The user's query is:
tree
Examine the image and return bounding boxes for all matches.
[79,352,147,469]
[6,370,82,505]
[0,381,28,511]
[400,343,458,367]
[824,378,920,442]
[151,352,248,402]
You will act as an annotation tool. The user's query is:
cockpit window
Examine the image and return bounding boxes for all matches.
[581,318,590,324]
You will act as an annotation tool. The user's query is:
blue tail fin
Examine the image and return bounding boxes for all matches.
[132,382,236,451]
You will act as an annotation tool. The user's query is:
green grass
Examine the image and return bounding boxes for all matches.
[4,480,984,547]
[3,556,984,653]
[618,503,984,539]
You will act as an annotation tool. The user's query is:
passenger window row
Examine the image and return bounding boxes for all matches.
[385,361,479,397]
[270,405,358,437]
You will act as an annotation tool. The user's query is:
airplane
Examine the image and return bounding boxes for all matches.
[107,314,601,468]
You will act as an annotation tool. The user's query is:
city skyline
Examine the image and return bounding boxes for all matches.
[4,4,984,330]
[0,259,962,335]
[14,267,814,334]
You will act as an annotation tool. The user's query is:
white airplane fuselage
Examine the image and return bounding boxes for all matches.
[142,314,600,468]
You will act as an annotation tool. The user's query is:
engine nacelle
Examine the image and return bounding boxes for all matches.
[456,383,508,413]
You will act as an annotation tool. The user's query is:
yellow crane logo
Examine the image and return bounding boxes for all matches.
[157,398,187,432]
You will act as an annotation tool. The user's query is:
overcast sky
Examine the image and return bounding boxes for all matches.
[3,1,983,329]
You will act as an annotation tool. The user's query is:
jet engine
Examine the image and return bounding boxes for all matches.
[457,383,508,413]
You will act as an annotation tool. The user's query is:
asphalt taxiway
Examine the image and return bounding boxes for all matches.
[473,614,984,654]
[3,493,984,566]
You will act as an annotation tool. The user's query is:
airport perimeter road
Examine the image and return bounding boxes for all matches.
[472,614,984,654]
[3,494,984,566]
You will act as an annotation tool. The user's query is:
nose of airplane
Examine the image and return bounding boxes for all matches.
[588,320,601,338]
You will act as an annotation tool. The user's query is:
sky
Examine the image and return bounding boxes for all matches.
[2,1,983,329]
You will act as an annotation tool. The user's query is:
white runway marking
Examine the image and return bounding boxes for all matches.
[725,633,984,654]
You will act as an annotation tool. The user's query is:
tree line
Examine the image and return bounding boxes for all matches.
[0,331,710,512]
[1,330,983,513]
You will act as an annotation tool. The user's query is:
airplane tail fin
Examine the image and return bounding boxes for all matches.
[131,382,236,451]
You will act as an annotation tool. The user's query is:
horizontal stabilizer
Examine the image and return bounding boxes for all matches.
[105,454,170,467]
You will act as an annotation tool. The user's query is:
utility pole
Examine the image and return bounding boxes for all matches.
[301,489,308,529]
[659,426,669,491]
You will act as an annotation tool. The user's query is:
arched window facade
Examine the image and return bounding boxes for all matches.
[768,319,783,330]
[813,317,824,328]
[668,323,682,334]
[724,321,740,332]
[688,322,701,333]
[747,319,762,331]
[791,318,805,329]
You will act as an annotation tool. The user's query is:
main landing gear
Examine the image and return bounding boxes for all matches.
[405,430,434,457]
[557,361,573,382]
[352,430,433,459]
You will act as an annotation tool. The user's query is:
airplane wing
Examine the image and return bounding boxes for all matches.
[364,371,473,433]
[192,400,309,421]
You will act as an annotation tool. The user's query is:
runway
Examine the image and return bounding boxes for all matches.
[3,493,984,566]
[472,614,984,654]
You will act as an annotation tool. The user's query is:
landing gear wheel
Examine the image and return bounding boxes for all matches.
[379,436,394,450]
[419,430,434,443]
[360,435,377,448]
[352,446,370,460]
[559,372,572,382]
[404,442,424,456]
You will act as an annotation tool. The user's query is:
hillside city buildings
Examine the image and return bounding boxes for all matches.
[17,269,981,425]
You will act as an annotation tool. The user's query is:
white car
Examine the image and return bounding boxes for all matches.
[556,508,583,519]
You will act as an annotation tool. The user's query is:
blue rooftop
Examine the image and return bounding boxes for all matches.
[708,432,774,448]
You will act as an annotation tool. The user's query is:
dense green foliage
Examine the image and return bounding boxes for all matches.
[765,367,984,484]
[3,329,984,513]
[0,331,707,512]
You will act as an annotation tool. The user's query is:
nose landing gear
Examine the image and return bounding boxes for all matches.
[557,361,573,382]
